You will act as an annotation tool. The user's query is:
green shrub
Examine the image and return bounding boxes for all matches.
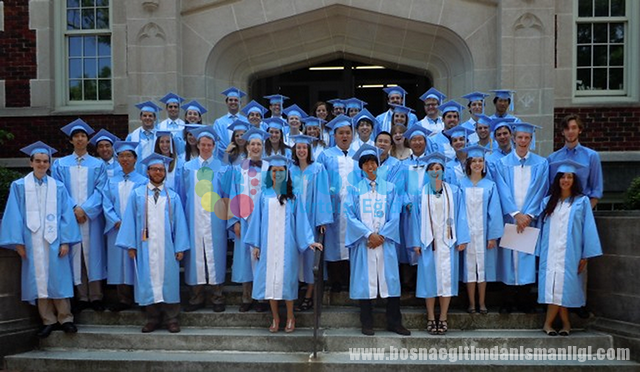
[623,176,640,210]
[0,166,25,216]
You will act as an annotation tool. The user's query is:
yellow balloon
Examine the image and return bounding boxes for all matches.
[201,191,220,212]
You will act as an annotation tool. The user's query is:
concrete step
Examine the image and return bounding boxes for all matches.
[74,306,594,330]
[6,349,639,372]
[38,325,614,353]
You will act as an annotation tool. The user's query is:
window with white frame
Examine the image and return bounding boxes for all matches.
[575,0,627,95]
[65,0,111,102]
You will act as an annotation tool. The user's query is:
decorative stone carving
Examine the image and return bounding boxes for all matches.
[513,12,543,31]
[142,0,159,13]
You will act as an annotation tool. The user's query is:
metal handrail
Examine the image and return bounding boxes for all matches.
[311,232,325,359]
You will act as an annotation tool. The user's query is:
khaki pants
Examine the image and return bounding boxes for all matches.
[189,284,224,306]
[37,298,73,325]
[76,254,103,302]
[146,303,180,326]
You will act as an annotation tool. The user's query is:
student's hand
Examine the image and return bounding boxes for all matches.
[114,221,121,230]
[59,244,69,257]
[253,248,260,260]
[176,252,184,261]
[225,142,236,153]
[74,207,87,224]
[514,213,531,233]
[413,247,421,256]
[234,222,241,238]
[578,258,588,274]
[16,244,26,259]
[128,249,136,259]
[487,239,497,249]
[310,242,323,251]
[457,243,467,251]
[367,234,383,248]
[318,225,326,235]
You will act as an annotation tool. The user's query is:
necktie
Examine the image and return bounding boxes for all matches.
[123,174,129,181]
[202,159,209,168]
[144,130,152,140]
[342,150,348,156]
[519,157,526,167]
[153,187,160,203]
[170,121,176,128]
[76,157,84,167]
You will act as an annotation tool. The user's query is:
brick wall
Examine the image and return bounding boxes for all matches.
[554,107,640,152]
[0,115,130,158]
[0,0,37,107]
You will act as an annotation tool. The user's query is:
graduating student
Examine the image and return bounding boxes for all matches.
[157,92,187,154]
[153,130,185,200]
[375,86,418,133]
[181,100,207,162]
[245,155,322,333]
[127,101,163,173]
[431,100,465,160]
[458,146,503,315]
[0,142,82,338]
[407,152,469,335]
[489,89,521,122]
[213,87,247,160]
[494,122,549,313]
[116,153,189,333]
[241,100,269,131]
[90,129,121,177]
[349,108,377,152]
[182,126,232,313]
[390,124,412,160]
[264,94,289,119]
[229,127,271,313]
[344,97,367,118]
[416,87,447,134]
[345,144,411,336]
[289,134,333,312]
[222,120,249,166]
[316,115,361,292]
[302,116,328,160]
[485,117,517,181]
[52,119,108,312]
[283,104,308,147]
[390,104,414,128]
[328,98,346,117]
[102,141,148,312]
[443,126,475,187]
[264,118,292,158]
[374,131,403,183]
[460,91,490,145]
[537,160,602,336]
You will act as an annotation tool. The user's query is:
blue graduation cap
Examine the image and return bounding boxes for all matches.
[352,109,378,128]
[20,141,57,157]
[135,100,162,114]
[444,125,475,140]
[184,124,204,132]
[475,114,492,127]
[404,125,432,139]
[512,122,541,134]
[265,117,286,131]
[462,91,490,103]
[159,92,185,105]
[241,100,268,117]
[113,141,139,155]
[439,100,465,115]
[181,100,208,115]
[90,129,119,147]
[419,152,448,167]
[283,104,308,119]
[290,134,316,145]
[351,143,380,162]
[264,94,289,105]
[241,127,270,142]
[327,98,345,108]
[490,117,516,133]
[419,87,446,103]
[390,104,415,115]
[491,89,516,112]
[221,87,247,99]
[302,116,326,127]
[460,145,491,159]
[344,97,368,111]
[550,159,586,175]
[263,154,290,167]
[141,153,172,168]
[326,114,352,132]
[61,118,95,137]
[189,126,219,142]
[383,86,408,105]
[228,119,250,132]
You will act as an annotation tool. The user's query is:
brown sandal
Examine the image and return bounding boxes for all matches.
[426,319,438,335]
[437,320,448,335]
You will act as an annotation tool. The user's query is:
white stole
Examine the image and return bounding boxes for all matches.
[420,183,457,248]
[25,173,57,244]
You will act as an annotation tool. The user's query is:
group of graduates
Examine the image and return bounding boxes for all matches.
[0,85,604,339]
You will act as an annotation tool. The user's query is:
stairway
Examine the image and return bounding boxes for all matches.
[4,287,639,371]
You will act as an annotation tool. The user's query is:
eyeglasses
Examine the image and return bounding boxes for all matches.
[148,167,166,172]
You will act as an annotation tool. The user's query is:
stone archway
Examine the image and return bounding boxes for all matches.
[203,4,475,114]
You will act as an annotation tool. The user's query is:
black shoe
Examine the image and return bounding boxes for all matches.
[61,322,78,333]
[183,303,205,312]
[388,325,411,336]
[108,303,131,312]
[239,303,253,312]
[213,303,226,313]
[91,300,106,312]
[254,302,267,312]
[361,327,375,336]
[73,300,91,314]
[37,324,57,338]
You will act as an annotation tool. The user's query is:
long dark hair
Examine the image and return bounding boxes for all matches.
[153,136,178,172]
[543,172,583,221]
[265,129,289,156]
[264,166,295,205]
[228,129,248,163]
[292,143,313,166]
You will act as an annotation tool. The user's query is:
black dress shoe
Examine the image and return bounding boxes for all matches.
[73,300,91,314]
[91,300,106,312]
[61,322,78,333]
[361,327,375,336]
[212,303,226,313]
[239,303,253,312]
[388,325,411,336]
[37,324,57,338]
[167,323,181,333]
[108,303,131,312]
[141,322,158,333]
[183,303,205,312]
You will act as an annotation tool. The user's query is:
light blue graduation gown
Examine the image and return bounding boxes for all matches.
[290,162,333,283]
[431,132,455,159]
[164,157,185,202]
[375,109,418,136]
[407,183,470,298]
[459,177,503,283]
[182,157,233,286]
[0,176,81,303]
[316,146,361,261]
[396,155,430,264]
[51,153,107,285]
[102,171,148,285]
[104,158,122,178]
[245,189,315,301]
[536,195,602,307]
[158,118,186,156]
[115,184,190,306]
[213,113,246,160]
[412,116,444,135]
[489,113,520,122]
[547,144,603,200]
[377,155,403,184]
[345,178,402,299]
[444,157,465,187]
[494,151,549,285]
[126,127,156,174]
[485,147,511,182]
